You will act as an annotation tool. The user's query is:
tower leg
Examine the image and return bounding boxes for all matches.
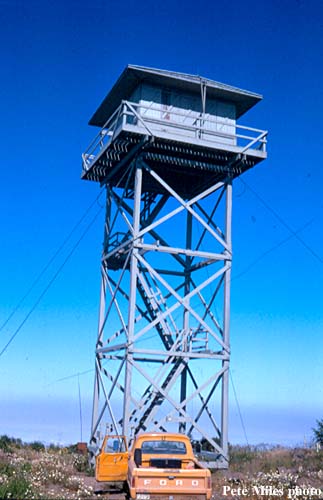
[122,165,143,439]
[221,180,232,462]
[179,211,193,433]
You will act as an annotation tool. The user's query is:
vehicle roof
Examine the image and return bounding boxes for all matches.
[135,432,191,440]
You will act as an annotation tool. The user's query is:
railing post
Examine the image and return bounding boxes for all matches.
[122,101,126,128]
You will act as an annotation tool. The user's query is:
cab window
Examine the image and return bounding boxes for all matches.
[105,437,126,453]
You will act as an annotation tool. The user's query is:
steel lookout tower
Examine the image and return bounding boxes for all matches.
[82,65,267,468]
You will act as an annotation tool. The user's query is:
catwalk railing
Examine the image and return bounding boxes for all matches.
[82,100,267,173]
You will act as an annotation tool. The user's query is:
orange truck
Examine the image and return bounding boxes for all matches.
[96,432,212,499]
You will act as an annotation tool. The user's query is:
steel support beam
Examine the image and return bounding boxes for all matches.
[221,180,232,464]
[122,165,142,438]
[89,159,233,467]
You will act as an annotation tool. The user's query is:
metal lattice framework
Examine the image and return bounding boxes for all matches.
[90,156,234,467]
[83,65,267,468]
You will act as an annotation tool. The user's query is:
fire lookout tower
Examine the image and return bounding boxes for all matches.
[82,65,267,468]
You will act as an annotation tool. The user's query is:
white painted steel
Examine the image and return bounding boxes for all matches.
[82,100,267,174]
[86,70,267,471]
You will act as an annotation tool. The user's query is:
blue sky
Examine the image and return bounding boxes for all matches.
[0,0,322,446]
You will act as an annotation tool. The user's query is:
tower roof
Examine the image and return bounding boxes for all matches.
[89,65,263,127]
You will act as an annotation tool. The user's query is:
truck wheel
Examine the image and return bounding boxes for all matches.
[123,481,130,499]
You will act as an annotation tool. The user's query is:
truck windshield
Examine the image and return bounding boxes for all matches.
[141,440,187,455]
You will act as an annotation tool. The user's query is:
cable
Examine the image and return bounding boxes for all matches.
[229,370,249,447]
[46,332,160,387]
[4,162,135,371]
[0,188,105,335]
[0,205,103,359]
[45,330,162,394]
[239,178,323,264]
[232,217,315,282]
[46,367,94,386]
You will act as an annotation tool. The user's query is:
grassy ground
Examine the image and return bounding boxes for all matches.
[0,436,322,499]
[212,445,322,499]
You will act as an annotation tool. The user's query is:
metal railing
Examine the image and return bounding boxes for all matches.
[82,100,267,172]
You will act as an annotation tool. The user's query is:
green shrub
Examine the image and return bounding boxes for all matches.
[73,453,88,472]
[13,437,23,448]
[22,461,32,473]
[67,444,78,454]
[229,444,255,467]
[72,453,94,476]
[0,435,12,452]
[0,435,24,452]
[0,476,33,499]
[0,461,15,475]
[29,440,45,452]
[48,443,61,452]
[313,418,323,445]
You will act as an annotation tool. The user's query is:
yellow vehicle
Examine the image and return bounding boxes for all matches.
[96,432,212,499]
[95,435,128,482]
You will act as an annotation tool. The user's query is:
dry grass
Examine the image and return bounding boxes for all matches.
[0,437,322,499]
[212,445,323,499]
[0,437,96,499]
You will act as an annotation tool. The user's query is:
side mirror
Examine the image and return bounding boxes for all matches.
[134,448,142,466]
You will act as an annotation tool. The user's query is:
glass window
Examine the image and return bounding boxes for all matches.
[141,440,187,455]
[105,437,126,453]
